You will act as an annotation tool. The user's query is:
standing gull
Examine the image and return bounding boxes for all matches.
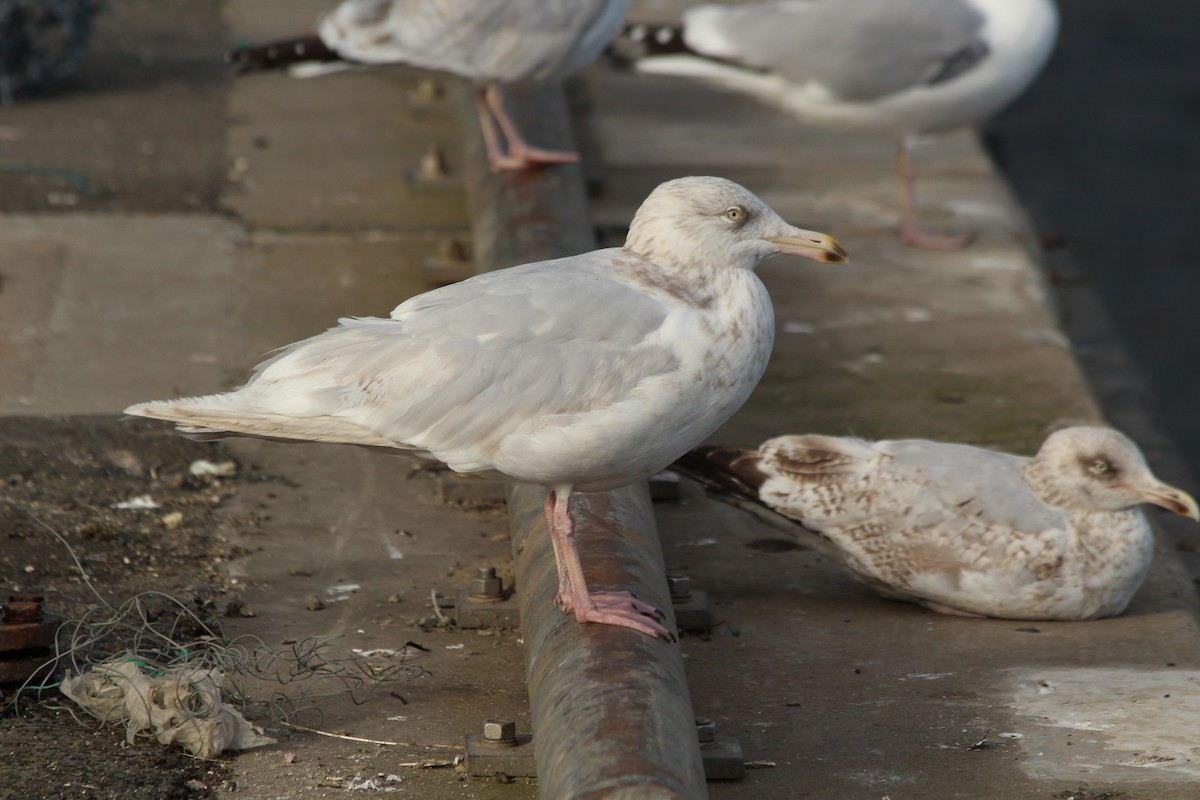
[229,0,631,171]
[627,0,1058,249]
[675,427,1198,620]
[125,176,847,639]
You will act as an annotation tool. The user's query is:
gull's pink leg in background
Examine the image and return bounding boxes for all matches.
[897,137,971,251]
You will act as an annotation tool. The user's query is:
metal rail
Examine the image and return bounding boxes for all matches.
[460,82,708,799]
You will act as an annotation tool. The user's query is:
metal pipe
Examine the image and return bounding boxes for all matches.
[460,83,709,799]
[508,483,707,799]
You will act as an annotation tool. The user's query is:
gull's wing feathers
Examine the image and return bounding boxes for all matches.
[320,0,630,83]
[757,435,1064,541]
[683,0,987,101]
[127,250,680,472]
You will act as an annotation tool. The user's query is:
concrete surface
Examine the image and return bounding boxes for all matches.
[1,1,1198,798]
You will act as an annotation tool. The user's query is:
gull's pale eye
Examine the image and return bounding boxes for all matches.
[1088,458,1111,476]
[724,205,746,223]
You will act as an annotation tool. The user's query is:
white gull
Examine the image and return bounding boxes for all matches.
[675,427,1198,620]
[125,176,847,639]
[628,0,1058,249]
[230,0,631,171]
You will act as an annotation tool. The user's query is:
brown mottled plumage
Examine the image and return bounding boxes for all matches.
[676,427,1198,620]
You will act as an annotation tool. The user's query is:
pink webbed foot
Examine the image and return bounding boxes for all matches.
[554,588,666,624]
[899,219,972,251]
[895,136,972,251]
[573,601,676,642]
[589,590,666,621]
[478,84,581,172]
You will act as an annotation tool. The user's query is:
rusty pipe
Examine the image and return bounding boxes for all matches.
[459,83,708,798]
[508,483,707,799]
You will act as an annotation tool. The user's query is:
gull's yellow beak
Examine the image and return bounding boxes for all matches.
[1137,478,1200,521]
[769,228,848,264]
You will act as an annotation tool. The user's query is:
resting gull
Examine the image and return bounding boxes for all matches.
[675,427,1198,620]
[229,0,631,171]
[125,176,847,639]
[627,0,1059,249]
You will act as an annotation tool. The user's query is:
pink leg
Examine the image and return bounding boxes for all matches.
[896,139,971,251]
[478,84,581,172]
[547,487,674,640]
[473,88,514,171]
[544,489,572,607]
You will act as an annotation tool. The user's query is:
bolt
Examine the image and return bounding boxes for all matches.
[695,716,716,744]
[413,77,444,104]
[4,594,44,624]
[666,574,691,603]
[470,567,504,601]
[416,145,449,181]
[482,719,517,745]
[433,238,469,264]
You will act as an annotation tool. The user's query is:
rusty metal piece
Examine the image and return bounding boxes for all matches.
[1,594,60,685]
[695,717,746,782]
[668,575,713,635]
[4,593,45,624]
[507,483,708,798]
[465,718,536,779]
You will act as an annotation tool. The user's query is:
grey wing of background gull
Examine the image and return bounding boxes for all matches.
[248,254,680,468]
[695,0,987,101]
[322,0,630,83]
[880,439,1065,533]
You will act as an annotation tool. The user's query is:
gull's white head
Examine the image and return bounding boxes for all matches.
[1028,426,1199,519]
[624,176,846,272]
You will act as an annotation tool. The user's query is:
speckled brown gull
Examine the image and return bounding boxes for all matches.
[231,0,631,171]
[676,427,1198,620]
[630,0,1058,249]
[126,176,847,639]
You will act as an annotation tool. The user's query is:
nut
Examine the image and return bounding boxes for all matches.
[482,719,517,744]
[695,717,716,744]
[470,567,504,600]
[666,574,691,602]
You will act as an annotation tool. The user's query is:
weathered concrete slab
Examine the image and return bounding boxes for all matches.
[583,27,1200,799]
[0,0,228,213]
[0,215,242,413]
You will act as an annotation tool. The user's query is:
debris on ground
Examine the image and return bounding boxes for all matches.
[60,657,276,759]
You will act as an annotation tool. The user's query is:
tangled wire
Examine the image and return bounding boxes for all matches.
[7,591,429,728]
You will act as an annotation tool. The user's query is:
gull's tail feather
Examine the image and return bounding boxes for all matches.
[227,34,341,74]
[124,394,396,448]
[606,21,690,64]
[674,445,842,558]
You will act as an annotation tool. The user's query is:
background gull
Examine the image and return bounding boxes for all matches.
[229,0,631,171]
[675,427,1198,620]
[125,176,847,640]
[626,0,1058,249]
